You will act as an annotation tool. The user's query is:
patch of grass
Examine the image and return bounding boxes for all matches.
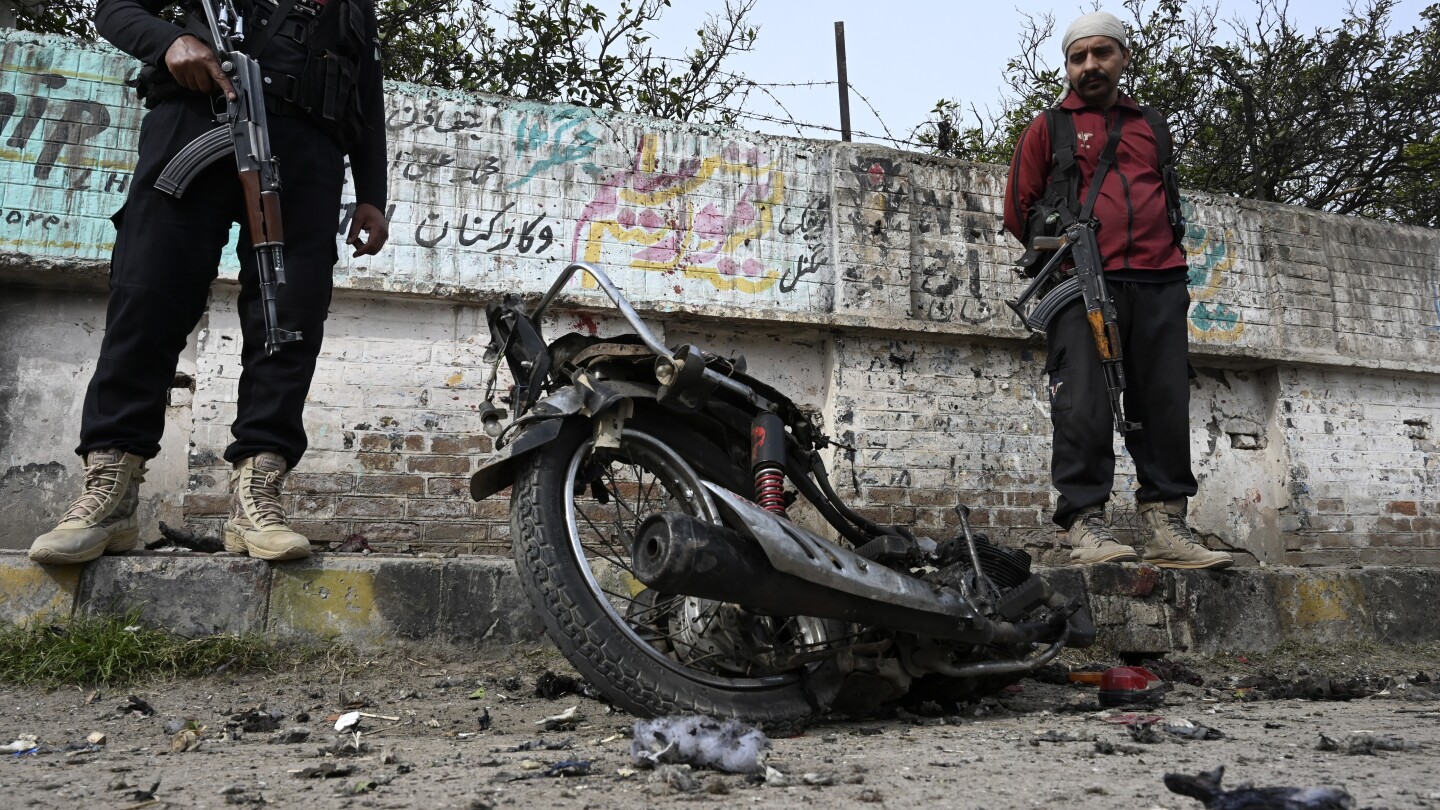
[0,611,337,688]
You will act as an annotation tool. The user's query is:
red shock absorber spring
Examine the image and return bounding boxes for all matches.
[754,463,789,518]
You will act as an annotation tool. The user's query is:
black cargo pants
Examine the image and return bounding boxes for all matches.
[1044,278,1199,529]
[78,95,344,468]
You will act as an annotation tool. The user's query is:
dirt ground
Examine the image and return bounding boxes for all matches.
[3,643,1438,810]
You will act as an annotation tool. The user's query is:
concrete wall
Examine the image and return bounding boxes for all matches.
[2,31,1437,566]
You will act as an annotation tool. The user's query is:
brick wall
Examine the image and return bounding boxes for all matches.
[2,31,1437,565]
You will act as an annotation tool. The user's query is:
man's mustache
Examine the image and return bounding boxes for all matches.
[1078,70,1110,86]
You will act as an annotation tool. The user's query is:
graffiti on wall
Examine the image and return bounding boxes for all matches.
[573,134,787,294]
[1,71,124,188]
[1183,201,1245,341]
[843,157,907,253]
[509,107,601,189]
[777,194,829,294]
[0,56,138,254]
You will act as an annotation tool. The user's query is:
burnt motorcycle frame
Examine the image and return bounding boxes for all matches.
[469,261,1095,721]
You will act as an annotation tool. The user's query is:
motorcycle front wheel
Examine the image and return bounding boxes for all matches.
[511,418,840,722]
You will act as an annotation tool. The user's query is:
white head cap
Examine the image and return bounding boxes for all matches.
[1061,11,1128,57]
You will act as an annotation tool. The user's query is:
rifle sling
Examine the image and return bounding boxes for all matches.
[1077,112,1126,225]
[242,0,302,57]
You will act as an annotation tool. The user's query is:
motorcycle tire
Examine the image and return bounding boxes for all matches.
[511,417,841,723]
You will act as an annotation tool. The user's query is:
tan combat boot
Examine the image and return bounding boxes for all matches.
[29,449,147,564]
[1068,506,1139,564]
[1139,498,1234,569]
[223,451,310,561]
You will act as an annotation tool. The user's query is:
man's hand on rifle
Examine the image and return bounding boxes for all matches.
[165,34,236,101]
[347,203,390,257]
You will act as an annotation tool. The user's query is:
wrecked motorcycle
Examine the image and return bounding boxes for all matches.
[469,261,1095,723]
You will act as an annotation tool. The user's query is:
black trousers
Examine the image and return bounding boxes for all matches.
[78,96,344,468]
[1044,279,1198,529]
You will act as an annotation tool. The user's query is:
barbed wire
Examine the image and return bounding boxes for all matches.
[710,106,934,152]
[642,54,938,151]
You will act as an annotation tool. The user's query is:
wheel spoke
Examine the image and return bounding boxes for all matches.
[560,428,832,687]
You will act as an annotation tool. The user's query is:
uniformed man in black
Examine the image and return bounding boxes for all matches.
[29,0,389,564]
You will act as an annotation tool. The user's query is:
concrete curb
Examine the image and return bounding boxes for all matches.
[1,550,542,646]
[3,550,1437,655]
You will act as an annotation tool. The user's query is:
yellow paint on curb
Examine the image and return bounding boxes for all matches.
[269,568,380,639]
[1277,575,1366,625]
[0,564,80,625]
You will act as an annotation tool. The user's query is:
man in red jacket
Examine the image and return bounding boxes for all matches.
[1003,11,1232,569]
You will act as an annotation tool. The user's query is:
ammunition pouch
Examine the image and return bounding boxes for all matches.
[1016,194,1072,277]
[133,0,367,147]
[1162,163,1185,245]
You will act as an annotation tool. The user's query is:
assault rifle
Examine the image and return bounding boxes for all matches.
[154,0,299,356]
[1006,222,1140,433]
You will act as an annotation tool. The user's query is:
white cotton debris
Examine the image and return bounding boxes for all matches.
[630,716,770,775]
[334,711,362,732]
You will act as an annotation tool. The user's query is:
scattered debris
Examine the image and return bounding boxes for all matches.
[1163,719,1225,741]
[1317,733,1423,755]
[324,733,370,757]
[477,708,492,731]
[1164,766,1355,809]
[1230,673,1391,702]
[170,727,204,753]
[1031,730,1091,744]
[1099,667,1167,708]
[544,760,592,777]
[504,738,574,752]
[1095,740,1147,756]
[1142,658,1206,687]
[802,772,836,786]
[468,687,487,700]
[2,735,40,754]
[271,727,311,745]
[535,670,605,701]
[118,696,156,717]
[123,780,162,805]
[536,706,581,731]
[147,522,224,553]
[291,762,353,779]
[631,716,770,774]
[334,711,362,732]
[335,534,372,554]
[648,764,700,794]
[1128,721,1167,745]
[86,732,107,746]
[229,707,284,733]
[1103,713,1165,726]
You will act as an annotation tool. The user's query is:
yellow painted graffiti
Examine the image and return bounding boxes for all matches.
[0,63,132,86]
[0,146,133,173]
[1183,202,1245,342]
[0,238,113,251]
[577,135,785,294]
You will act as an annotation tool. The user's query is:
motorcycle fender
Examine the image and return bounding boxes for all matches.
[468,387,589,502]
[469,418,566,501]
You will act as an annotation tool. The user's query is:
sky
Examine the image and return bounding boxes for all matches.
[616,0,1434,147]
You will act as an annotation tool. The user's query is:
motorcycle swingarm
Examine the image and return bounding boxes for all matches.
[700,482,998,641]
